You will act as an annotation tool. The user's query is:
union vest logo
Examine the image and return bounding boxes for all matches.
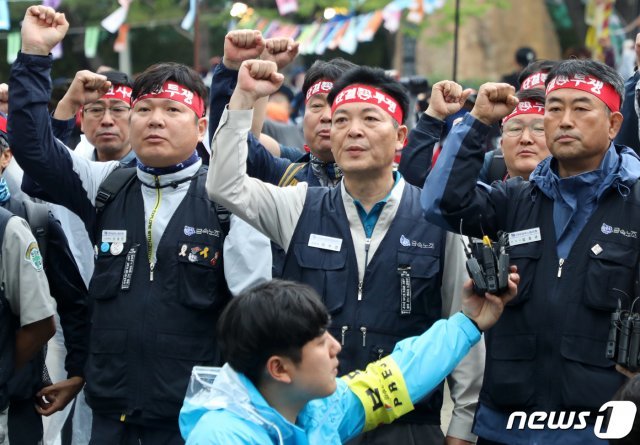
[400,235,411,247]
[601,223,613,235]
[184,225,196,236]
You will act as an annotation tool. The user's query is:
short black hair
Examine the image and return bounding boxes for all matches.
[517,88,545,104]
[545,59,624,110]
[517,59,558,86]
[302,58,357,99]
[217,280,330,386]
[102,70,133,89]
[132,62,208,116]
[611,375,640,444]
[327,66,410,125]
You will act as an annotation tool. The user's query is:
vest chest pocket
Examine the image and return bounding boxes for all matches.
[506,242,542,306]
[584,240,638,312]
[177,242,223,310]
[486,334,537,408]
[88,247,130,300]
[293,243,348,314]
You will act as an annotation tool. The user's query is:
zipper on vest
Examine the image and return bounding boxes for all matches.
[360,326,367,347]
[146,176,162,281]
[357,238,372,301]
[557,258,565,278]
[341,325,349,346]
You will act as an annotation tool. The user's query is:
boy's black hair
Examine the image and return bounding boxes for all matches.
[327,66,410,125]
[545,59,624,110]
[132,62,208,116]
[302,58,358,99]
[217,280,330,386]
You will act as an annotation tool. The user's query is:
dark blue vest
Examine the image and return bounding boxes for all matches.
[84,168,231,424]
[282,183,447,423]
[481,184,640,413]
[0,207,15,411]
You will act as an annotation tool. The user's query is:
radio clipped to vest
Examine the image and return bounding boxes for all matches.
[461,229,510,297]
[607,272,640,371]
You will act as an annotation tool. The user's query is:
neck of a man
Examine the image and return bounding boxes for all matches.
[343,169,395,213]
[260,382,307,425]
[96,145,132,163]
[557,150,608,178]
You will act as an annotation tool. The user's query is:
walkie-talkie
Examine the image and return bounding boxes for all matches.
[462,234,510,296]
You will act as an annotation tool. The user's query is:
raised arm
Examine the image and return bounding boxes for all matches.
[207,59,307,250]
[420,82,518,239]
[9,6,118,229]
[339,273,519,441]
[399,80,472,187]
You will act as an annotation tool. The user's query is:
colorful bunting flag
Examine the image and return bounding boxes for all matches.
[7,32,20,63]
[181,0,197,31]
[84,26,100,58]
[101,0,131,34]
[276,0,298,16]
[0,0,9,31]
[114,24,129,53]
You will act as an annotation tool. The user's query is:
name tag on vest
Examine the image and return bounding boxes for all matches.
[508,227,542,246]
[102,230,127,243]
[308,234,342,252]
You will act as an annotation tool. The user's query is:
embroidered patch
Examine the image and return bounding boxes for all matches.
[25,241,43,272]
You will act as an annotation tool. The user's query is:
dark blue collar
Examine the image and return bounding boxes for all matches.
[136,150,200,175]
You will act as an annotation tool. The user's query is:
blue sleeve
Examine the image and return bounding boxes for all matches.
[420,113,509,240]
[50,115,76,146]
[614,71,640,152]
[398,113,444,187]
[8,52,117,237]
[209,63,238,144]
[44,215,88,378]
[478,150,494,183]
[279,144,305,162]
[391,312,480,405]
[336,379,366,441]
[246,132,292,186]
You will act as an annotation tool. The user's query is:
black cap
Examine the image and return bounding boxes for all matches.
[516,47,536,67]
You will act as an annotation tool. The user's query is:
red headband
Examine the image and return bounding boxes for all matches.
[0,115,6,134]
[546,74,621,112]
[520,72,547,91]
[132,81,205,117]
[502,100,545,124]
[101,84,132,104]
[305,80,334,103]
[331,84,403,124]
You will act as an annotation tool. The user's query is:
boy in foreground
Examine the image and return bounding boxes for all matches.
[180,274,518,444]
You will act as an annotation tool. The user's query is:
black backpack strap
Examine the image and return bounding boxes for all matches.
[95,167,137,212]
[487,148,508,183]
[277,162,306,187]
[22,200,50,263]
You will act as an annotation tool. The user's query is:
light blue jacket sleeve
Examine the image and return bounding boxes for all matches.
[392,312,481,404]
[339,312,480,440]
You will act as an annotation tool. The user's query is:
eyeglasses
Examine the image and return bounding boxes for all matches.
[84,105,131,119]
[503,122,545,138]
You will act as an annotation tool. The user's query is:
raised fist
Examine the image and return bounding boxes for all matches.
[21,6,69,56]
[262,37,299,70]
[470,82,518,125]
[223,30,265,70]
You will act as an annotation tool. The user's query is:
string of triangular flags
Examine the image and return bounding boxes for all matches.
[233,0,445,56]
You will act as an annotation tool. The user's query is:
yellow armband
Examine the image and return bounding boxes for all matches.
[341,355,414,432]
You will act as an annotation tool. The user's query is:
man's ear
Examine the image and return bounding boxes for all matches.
[197,116,207,142]
[265,355,293,384]
[608,111,624,141]
[396,124,408,150]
